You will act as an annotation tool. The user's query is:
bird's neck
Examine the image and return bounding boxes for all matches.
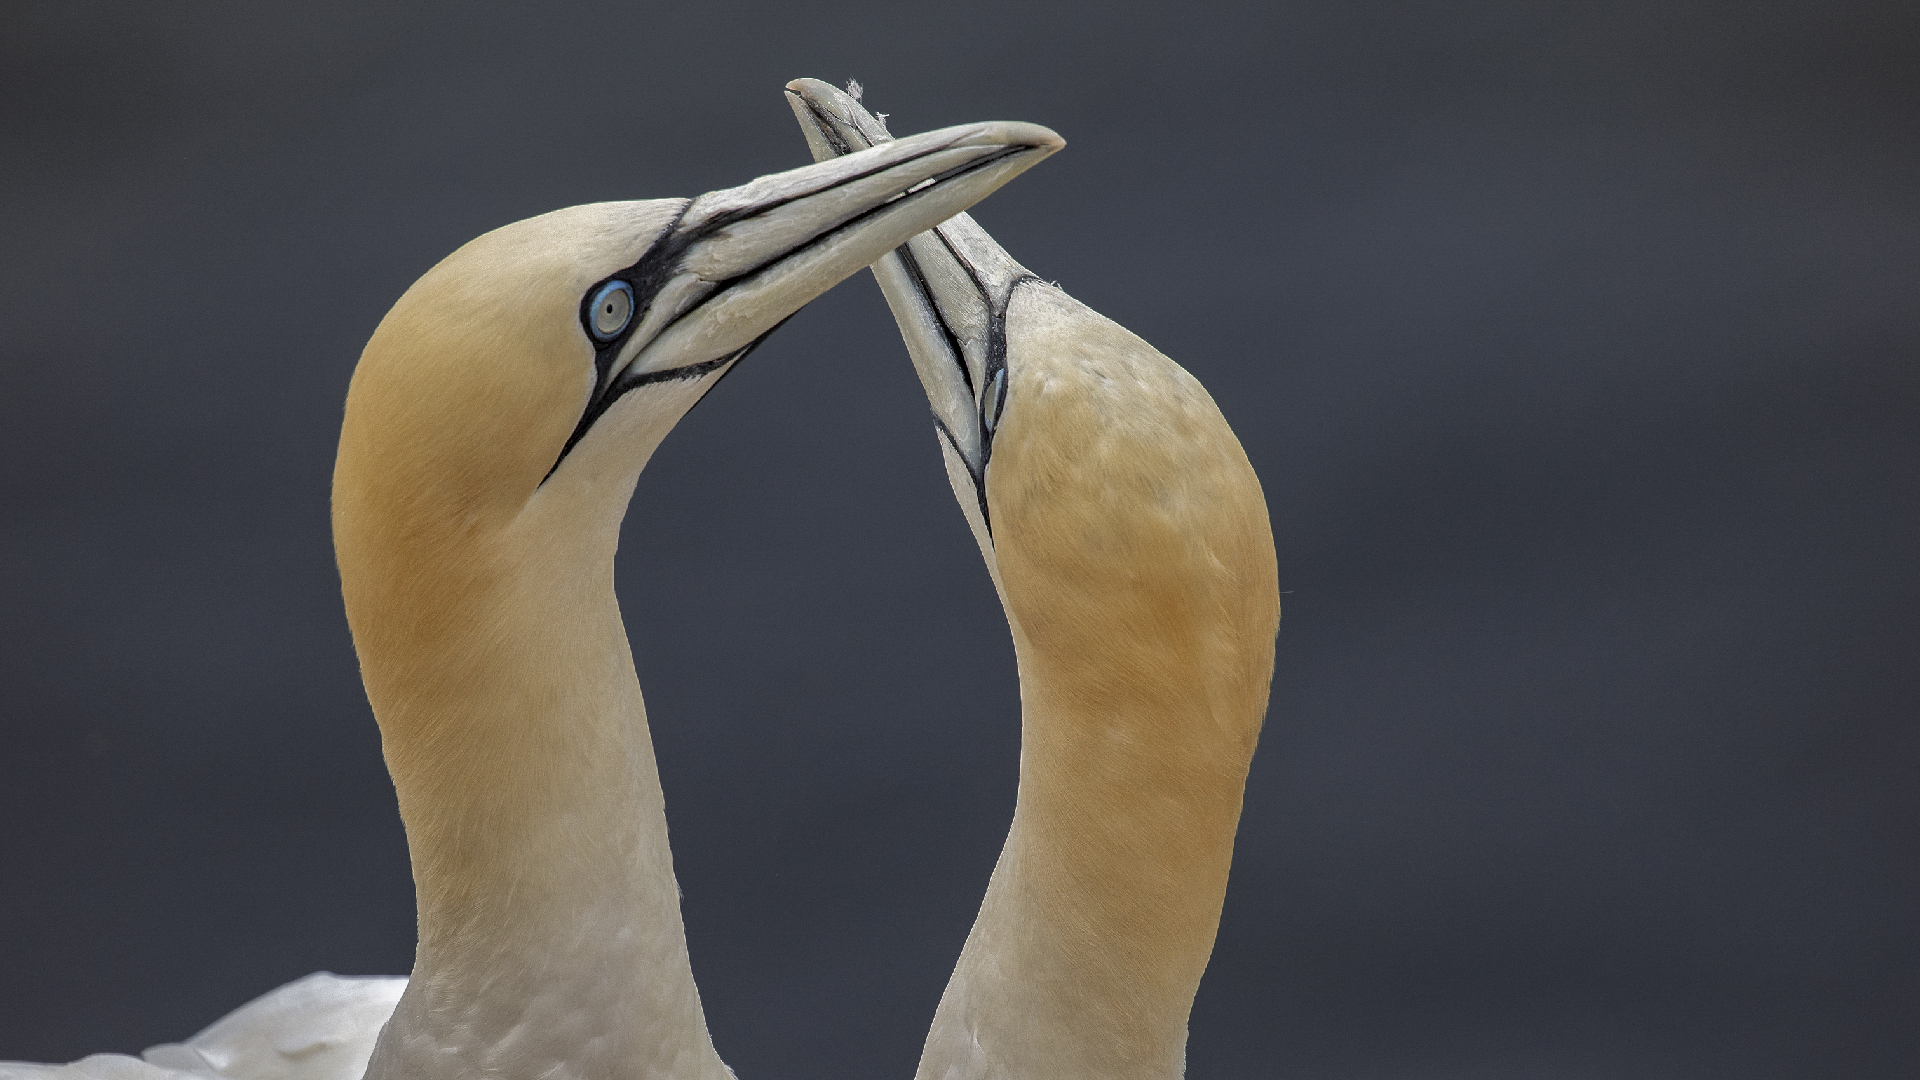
[345,514,730,1080]
[919,313,1278,1080]
[920,632,1263,1080]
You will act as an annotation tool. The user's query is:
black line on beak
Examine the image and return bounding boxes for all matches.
[790,92,856,157]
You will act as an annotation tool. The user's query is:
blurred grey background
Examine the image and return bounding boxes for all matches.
[2,2,1915,1077]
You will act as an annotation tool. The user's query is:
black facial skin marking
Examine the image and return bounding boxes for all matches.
[541,318,787,484]
[908,224,1039,541]
[546,139,1030,480]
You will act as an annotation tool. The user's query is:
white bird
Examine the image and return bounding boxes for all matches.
[787,79,1278,1080]
[2,116,1062,1080]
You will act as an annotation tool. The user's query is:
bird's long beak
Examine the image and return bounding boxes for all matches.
[608,118,1061,389]
[786,79,1038,536]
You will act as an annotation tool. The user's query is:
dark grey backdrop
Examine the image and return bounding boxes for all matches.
[3,2,1915,1077]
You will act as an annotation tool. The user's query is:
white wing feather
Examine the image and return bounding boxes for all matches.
[1,974,405,1080]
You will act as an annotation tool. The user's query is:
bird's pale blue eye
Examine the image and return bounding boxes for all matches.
[589,281,634,341]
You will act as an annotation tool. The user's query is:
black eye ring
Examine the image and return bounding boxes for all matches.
[587,280,634,342]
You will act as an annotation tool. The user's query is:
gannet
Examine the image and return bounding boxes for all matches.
[788,79,1277,1080]
[1,117,1062,1080]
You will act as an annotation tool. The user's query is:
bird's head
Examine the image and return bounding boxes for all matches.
[788,80,1277,735]
[332,119,1062,675]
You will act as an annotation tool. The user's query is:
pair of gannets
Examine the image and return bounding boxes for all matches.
[3,80,1276,1080]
